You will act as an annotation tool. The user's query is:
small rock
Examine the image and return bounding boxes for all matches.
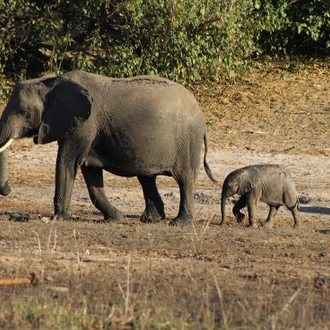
[41,217,50,224]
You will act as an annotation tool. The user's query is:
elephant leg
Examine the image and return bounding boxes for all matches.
[54,152,77,220]
[233,195,247,223]
[246,195,258,228]
[169,174,195,226]
[289,203,302,228]
[263,205,280,229]
[138,176,165,223]
[81,165,123,221]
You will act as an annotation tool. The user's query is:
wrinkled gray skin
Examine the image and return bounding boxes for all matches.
[0,149,11,196]
[221,164,301,228]
[0,71,216,225]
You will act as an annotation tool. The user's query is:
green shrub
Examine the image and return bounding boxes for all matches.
[254,0,330,55]
[97,0,259,81]
[0,0,329,84]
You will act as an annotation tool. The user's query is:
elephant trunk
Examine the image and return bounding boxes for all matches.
[0,148,11,196]
[0,118,15,151]
[0,119,14,195]
[221,191,227,225]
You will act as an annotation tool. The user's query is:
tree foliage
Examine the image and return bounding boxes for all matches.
[0,0,329,84]
[254,0,330,54]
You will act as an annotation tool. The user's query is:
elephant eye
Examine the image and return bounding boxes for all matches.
[21,110,31,119]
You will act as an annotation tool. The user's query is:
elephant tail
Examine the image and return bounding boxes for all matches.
[203,133,217,183]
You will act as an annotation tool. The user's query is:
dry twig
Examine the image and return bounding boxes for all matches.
[0,273,37,286]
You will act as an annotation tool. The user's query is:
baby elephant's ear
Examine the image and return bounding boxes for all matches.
[37,77,92,144]
[237,168,259,195]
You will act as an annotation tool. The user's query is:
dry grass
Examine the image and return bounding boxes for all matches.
[195,59,330,156]
[0,218,329,329]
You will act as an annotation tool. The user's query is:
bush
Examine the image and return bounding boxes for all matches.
[0,0,329,85]
[0,0,259,81]
[254,0,330,55]
[98,0,259,81]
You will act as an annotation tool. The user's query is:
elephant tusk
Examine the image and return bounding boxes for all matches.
[0,138,14,153]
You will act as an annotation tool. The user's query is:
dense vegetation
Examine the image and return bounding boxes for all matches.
[0,0,329,87]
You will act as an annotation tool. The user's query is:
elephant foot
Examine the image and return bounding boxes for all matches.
[169,215,193,226]
[235,212,245,223]
[263,221,274,229]
[52,213,71,221]
[293,222,302,229]
[140,209,165,223]
[104,209,124,222]
[248,222,258,229]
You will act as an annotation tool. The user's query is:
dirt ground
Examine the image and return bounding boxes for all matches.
[0,62,329,329]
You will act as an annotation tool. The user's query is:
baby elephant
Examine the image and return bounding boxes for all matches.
[221,164,302,228]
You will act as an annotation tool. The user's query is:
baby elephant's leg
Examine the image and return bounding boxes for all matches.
[290,204,302,228]
[233,195,247,223]
[263,205,280,229]
[246,194,258,228]
[285,195,302,228]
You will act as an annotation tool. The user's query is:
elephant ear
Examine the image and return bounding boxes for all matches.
[237,167,260,195]
[37,77,92,144]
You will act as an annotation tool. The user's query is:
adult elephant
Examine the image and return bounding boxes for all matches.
[0,71,216,225]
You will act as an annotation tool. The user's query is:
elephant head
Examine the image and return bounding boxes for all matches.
[0,74,93,191]
[221,166,258,223]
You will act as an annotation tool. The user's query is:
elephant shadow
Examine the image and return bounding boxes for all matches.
[299,206,330,215]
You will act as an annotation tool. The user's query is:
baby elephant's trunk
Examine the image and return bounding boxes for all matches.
[221,192,226,224]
